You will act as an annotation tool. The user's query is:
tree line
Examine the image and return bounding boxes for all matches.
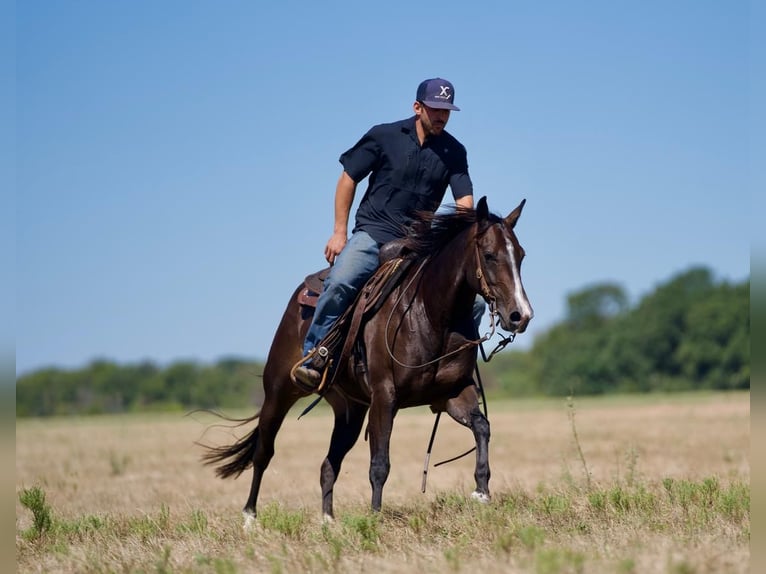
[484,266,749,396]
[16,266,749,417]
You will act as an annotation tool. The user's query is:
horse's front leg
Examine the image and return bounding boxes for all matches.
[468,406,491,502]
[367,394,396,512]
[445,385,491,503]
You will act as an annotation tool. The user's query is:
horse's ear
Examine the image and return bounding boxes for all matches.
[476,196,489,219]
[476,196,490,233]
[504,199,526,229]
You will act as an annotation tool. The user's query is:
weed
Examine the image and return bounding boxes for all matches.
[258,503,307,538]
[662,477,676,500]
[320,522,345,562]
[609,485,631,513]
[700,476,720,505]
[588,490,607,511]
[125,504,171,540]
[566,394,592,490]
[58,514,107,536]
[408,513,425,534]
[624,445,639,487]
[499,490,533,514]
[341,512,380,551]
[717,481,749,520]
[434,491,468,512]
[538,493,571,516]
[19,486,53,538]
[177,509,207,534]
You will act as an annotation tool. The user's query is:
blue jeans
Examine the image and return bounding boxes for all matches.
[303,231,381,356]
[302,230,488,356]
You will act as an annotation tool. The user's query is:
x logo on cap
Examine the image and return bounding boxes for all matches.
[439,86,452,99]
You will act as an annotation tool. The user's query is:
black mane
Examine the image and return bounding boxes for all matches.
[402,205,501,257]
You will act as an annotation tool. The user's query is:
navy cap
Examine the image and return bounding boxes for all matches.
[416,78,460,111]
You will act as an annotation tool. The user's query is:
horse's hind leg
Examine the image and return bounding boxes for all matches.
[320,394,368,521]
[444,385,491,503]
[242,378,304,524]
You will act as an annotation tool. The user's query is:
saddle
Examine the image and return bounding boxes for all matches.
[296,237,412,310]
[297,268,331,309]
[293,241,417,394]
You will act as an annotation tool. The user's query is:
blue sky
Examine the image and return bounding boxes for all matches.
[14,1,753,376]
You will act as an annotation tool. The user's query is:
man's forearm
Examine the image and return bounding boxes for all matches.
[334,171,357,235]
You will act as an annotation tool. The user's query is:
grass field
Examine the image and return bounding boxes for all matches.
[16,391,749,573]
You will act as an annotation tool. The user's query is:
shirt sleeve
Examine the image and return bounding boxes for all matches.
[339,130,382,183]
[449,145,473,199]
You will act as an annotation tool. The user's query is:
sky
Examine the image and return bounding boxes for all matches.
[13,1,755,377]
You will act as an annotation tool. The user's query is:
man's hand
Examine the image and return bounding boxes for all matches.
[324,231,347,264]
[324,171,356,264]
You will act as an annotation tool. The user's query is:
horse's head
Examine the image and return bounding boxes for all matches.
[473,196,534,334]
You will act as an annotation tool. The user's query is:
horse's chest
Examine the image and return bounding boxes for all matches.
[433,359,474,386]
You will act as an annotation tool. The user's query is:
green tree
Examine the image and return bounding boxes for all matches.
[566,282,629,329]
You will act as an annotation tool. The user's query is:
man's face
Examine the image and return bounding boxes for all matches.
[415,102,451,136]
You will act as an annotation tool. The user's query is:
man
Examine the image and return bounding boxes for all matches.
[294,78,482,388]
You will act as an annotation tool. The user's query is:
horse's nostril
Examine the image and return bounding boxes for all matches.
[510,311,522,323]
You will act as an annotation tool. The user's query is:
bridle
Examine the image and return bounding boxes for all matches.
[384,225,516,369]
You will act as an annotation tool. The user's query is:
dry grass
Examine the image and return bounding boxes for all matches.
[16,391,749,573]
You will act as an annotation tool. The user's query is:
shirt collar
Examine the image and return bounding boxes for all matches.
[402,115,445,146]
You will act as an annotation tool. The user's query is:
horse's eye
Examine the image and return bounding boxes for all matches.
[483,252,497,263]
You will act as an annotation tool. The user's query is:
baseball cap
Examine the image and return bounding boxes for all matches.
[416,78,460,111]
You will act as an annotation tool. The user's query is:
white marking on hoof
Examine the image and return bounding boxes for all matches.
[471,491,491,504]
[242,510,257,531]
[322,513,335,524]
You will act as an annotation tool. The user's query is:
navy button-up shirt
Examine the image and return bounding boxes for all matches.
[340,116,473,245]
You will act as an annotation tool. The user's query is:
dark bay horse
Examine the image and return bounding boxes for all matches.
[203,196,533,525]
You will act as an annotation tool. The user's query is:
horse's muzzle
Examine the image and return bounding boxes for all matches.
[501,309,532,334]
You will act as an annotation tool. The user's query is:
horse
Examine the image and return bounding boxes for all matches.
[202,196,533,525]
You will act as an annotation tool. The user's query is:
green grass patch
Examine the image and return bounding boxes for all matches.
[339,512,381,551]
[258,502,308,538]
[18,486,53,539]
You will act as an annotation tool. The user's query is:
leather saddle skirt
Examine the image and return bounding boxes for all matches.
[297,268,331,309]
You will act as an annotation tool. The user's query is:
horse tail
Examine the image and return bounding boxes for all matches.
[198,411,261,479]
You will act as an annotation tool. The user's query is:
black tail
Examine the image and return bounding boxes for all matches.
[199,412,261,479]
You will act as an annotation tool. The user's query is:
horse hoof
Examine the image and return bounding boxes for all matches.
[471,491,491,504]
[322,513,335,525]
[242,510,257,531]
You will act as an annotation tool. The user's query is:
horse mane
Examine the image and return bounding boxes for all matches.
[401,205,502,257]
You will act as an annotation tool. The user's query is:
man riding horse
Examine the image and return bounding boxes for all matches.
[293,78,485,389]
[203,79,533,522]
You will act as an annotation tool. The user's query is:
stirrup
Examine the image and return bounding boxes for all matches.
[290,347,331,393]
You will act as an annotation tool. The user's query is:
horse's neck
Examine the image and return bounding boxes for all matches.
[418,233,475,328]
